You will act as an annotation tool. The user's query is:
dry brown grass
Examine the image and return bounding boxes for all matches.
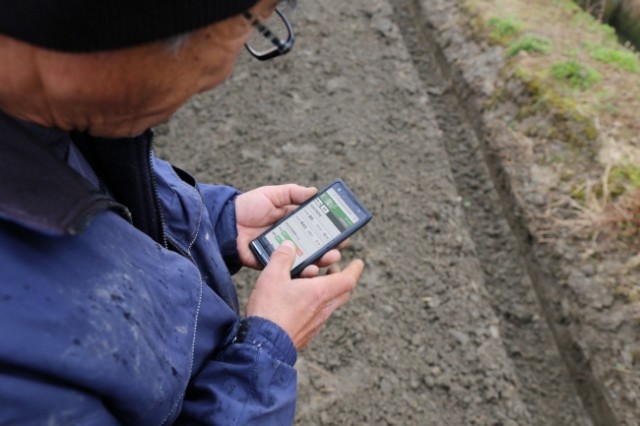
[600,188,640,239]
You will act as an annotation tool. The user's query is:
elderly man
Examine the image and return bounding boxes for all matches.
[0,0,364,424]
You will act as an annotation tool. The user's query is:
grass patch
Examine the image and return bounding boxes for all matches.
[589,46,640,73]
[609,164,640,197]
[470,0,640,246]
[570,7,618,39]
[508,34,552,57]
[550,60,601,90]
[487,16,523,43]
[513,69,599,146]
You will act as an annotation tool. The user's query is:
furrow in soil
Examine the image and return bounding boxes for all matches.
[391,1,593,425]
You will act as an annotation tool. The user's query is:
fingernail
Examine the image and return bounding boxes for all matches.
[281,240,295,250]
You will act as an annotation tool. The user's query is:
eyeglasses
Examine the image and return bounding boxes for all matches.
[244,8,295,61]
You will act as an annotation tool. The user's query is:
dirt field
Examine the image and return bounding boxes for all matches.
[156,0,639,424]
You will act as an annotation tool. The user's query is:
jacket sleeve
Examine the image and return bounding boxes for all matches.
[197,183,243,275]
[176,316,298,425]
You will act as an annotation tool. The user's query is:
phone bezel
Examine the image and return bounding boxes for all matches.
[249,179,372,277]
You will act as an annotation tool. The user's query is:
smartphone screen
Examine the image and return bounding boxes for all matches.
[250,180,372,276]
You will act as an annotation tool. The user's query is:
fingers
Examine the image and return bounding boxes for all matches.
[313,242,348,270]
[299,264,320,278]
[311,259,364,299]
[315,249,341,268]
[263,240,297,279]
[341,259,364,284]
[248,256,365,351]
[268,184,317,207]
[326,264,341,275]
[336,238,351,249]
[282,205,298,216]
[287,185,317,205]
[299,247,352,277]
[294,260,363,350]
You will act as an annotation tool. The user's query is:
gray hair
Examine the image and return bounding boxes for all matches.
[166,33,191,54]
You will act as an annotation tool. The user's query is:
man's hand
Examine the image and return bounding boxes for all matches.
[235,184,342,277]
[245,241,365,350]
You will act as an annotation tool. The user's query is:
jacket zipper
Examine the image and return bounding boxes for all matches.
[147,133,168,249]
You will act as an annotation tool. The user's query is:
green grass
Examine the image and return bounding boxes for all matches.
[610,164,640,197]
[567,2,617,39]
[508,35,552,56]
[590,46,640,73]
[550,60,601,90]
[487,17,523,43]
[597,23,617,38]
[600,102,620,113]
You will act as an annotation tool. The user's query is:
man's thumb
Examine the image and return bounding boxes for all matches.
[267,240,297,272]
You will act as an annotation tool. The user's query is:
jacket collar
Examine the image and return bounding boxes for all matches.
[0,110,126,236]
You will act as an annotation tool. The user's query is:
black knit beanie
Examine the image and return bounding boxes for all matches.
[0,0,261,52]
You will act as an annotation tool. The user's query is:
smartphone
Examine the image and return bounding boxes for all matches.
[250,179,372,277]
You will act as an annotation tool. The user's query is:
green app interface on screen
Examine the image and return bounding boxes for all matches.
[264,187,361,268]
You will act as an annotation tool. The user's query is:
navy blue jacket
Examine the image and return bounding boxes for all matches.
[0,111,297,425]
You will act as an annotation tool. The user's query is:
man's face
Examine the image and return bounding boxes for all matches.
[112,0,281,134]
[4,0,280,137]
